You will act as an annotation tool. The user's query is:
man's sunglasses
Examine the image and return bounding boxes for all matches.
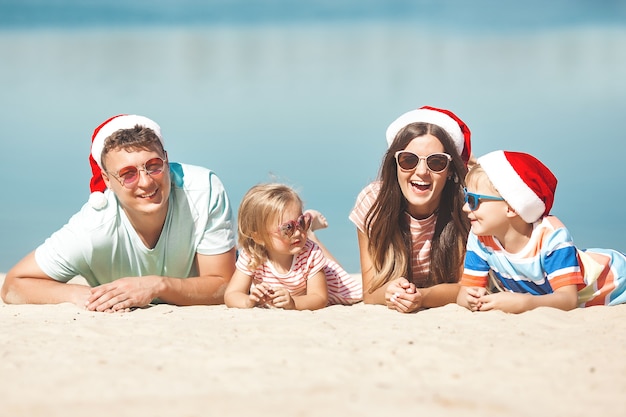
[277,213,312,239]
[394,151,451,173]
[108,157,167,188]
[463,188,505,211]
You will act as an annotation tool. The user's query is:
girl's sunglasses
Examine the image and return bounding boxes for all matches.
[277,213,312,238]
[109,157,167,188]
[394,151,451,173]
[463,188,505,211]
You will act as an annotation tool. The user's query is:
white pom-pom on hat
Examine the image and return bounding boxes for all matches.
[88,191,108,210]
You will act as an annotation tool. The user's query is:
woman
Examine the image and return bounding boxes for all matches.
[349,106,472,313]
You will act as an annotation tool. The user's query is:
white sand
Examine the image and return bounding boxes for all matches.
[1,273,625,417]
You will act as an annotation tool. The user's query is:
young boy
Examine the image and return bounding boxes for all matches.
[456,150,626,313]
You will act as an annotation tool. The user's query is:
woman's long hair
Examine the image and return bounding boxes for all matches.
[364,122,470,292]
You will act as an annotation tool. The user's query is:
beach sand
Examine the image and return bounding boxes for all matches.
[1,273,625,417]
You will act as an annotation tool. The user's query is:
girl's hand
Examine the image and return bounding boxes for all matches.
[386,278,422,313]
[268,286,295,310]
[249,283,274,307]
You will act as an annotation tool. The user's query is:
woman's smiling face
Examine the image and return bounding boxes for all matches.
[396,134,449,219]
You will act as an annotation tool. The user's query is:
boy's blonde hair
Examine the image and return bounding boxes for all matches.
[465,163,501,197]
[237,183,303,271]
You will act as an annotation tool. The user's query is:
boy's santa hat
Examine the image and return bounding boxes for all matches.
[88,114,163,209]
[385,105,472,165]
[477,150,558,223]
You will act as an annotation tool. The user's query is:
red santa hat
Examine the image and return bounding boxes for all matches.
[88,114,163,209]
[385,105,472,165]
[477,150,558,223]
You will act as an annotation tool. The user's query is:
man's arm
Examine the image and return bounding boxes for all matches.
[1,251,91,306]
[86,247,237,311]
[158,247,237,306]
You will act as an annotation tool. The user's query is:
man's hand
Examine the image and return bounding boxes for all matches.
[86,276,164,312]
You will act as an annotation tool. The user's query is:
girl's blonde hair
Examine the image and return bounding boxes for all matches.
[237,183,303,271]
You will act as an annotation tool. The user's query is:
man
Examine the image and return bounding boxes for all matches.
[1,114,236,312]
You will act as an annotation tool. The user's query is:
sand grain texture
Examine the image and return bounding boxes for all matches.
[1,274,625,417]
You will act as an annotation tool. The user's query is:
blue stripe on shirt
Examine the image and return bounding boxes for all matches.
[495,271,554,295]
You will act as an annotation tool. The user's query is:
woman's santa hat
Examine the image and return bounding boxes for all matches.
[385,105,472,165]
[88,114,163,209]
[477,150,558,223]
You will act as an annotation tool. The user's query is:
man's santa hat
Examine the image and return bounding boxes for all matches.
[88,114,163,209]
[385,105,472,165]
[477,150,558,223]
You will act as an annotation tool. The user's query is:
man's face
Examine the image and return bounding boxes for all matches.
[102,147,171,220]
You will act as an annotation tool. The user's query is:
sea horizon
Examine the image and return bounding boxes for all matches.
[1,1,625,273]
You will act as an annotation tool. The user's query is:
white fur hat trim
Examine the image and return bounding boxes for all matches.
[385,108,464,155]
[477,150,546,223]
[90,115,162,168]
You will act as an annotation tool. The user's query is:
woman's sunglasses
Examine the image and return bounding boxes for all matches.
[277,213,312,238]
[463,188,505,211]
[109,157,167,188]
[394,151,451,173]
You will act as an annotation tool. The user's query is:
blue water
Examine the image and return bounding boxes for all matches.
[1,1,625,273]
[2,1,624,29]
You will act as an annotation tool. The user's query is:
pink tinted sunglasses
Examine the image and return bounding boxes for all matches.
[277,213,312,238]
[108,157,167,188]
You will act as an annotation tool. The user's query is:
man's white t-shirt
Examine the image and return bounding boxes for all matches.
[35,162,236,287]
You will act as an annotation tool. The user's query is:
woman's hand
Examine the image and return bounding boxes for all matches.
[386,278,423,313]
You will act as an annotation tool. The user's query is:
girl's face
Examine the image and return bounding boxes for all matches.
[463,180,509,237]
[266,201,308,257]
[396,134,449,219]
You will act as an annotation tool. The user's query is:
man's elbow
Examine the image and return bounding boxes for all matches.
[1,277,23,304]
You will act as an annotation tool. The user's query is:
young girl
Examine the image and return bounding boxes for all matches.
[456,150,626,312]
[224,184,362,310]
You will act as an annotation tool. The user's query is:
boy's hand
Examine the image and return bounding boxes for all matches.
[457,286,488,311]
[477,292,529,313]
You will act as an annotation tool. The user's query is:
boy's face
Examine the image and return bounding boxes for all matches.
[463,181,509,237]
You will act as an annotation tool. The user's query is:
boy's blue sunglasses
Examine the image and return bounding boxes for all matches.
[463,188,505,211]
